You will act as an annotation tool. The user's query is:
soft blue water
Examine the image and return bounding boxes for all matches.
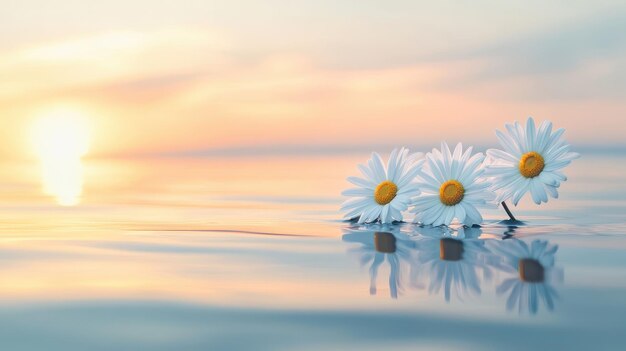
[0,153,624,350]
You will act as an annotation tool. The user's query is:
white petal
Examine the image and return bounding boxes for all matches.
[397,183,420,196]
[536,120,553,153]
[427,153,446,183]
[367,206,383,223]
[545,184,559,199]
[512,180,530,205]
[455,204,466,224]
[357,164,376,182]
[381,205,391,224]
[526,117,536,150]
[462,202,483,225]
[544,159,572,172]
[387,148,399,181]
[487,148,518,164]
[397,160,425,187]
[343,203,371,219]
[496,129,521,156]
[514,121,528,153]
[389,206,403,222]
[341,197,370,211]
[411,195,440,212]
[530,180,547,204]
[441,142,452,175]
[347,176,375,189]
[420,203,445,226]
[369,152,387,182]
[342,188,373,197]
[443,206,455,225]
[538,172,559,187]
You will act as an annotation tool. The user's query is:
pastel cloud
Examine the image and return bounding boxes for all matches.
[0,3,625,159]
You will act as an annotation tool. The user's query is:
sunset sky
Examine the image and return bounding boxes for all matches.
[2,1,625,159]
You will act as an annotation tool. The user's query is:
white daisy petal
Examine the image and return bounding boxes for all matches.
[552,170,567,182]
[369,152,387,182]
[367,206,383,223]
[487,149,518,164]
[537,120,553,153]
[389,206,402,221]
[544,159,572,172]
[530,180,546,204]
[526,117,536,150]
[427,153,446,183]
[496,129,521,156]
[357,164,376,182]
[460,146,474,164]
[512,180,530,206]
[442,142,452,174]
[347,176,375,189]
[387,148,399,181]
[538,172,559,187]
[455,204,466,223]
[381,205,390,223]
[397,159,425,188]
[341,197,370,211]
[342,188,372,197]
[462,202,483,226]
[514,121,528,153]
[545,184,559,199]
[443,207,455,225]
[343,203,371,219]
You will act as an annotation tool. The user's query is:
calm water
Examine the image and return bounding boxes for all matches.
[0,153,625,350]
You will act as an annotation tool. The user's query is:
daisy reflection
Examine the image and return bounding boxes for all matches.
[412,225,494,302]
[342,224,416,298]
[488,239,563,314]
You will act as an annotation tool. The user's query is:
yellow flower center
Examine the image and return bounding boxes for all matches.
[519,151,545,178]
[374,180,398,205]
[439,180,465,206]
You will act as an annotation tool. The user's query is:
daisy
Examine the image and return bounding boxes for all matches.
[410,142,494,226]
[341,148,424,224]
[486,117,580,208]
[487,239,563,314]
[342,224,417,298]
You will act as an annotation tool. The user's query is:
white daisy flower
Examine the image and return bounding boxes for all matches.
[341,148,424,224]
[410,142,494,226]
[487,239,563,314]
[486,117,580,205]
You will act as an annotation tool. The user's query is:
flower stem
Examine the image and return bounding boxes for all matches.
[501,201,517,222]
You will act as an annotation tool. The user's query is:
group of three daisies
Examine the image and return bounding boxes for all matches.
[341,118,580,225]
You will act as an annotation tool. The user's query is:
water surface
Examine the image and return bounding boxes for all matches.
[0,153,624,350]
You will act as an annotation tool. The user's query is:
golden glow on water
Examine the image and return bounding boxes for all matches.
[31,109,90,206]
[39,158,84,206]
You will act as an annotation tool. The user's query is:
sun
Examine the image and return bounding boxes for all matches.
[32,109,91,161]
[31,108,91,206]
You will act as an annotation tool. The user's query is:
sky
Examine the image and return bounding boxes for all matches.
[1,0,625,159]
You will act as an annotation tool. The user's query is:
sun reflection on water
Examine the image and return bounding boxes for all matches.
[32,109,90,206]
